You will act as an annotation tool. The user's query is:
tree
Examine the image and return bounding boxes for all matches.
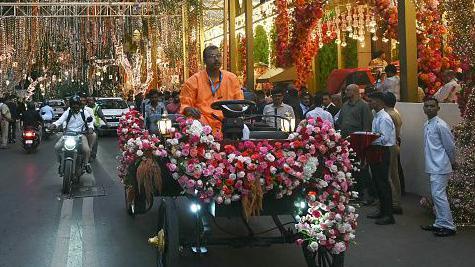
[254,25,269,65]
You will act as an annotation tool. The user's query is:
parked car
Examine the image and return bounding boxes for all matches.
[96,97,129,135]
[47,99,66,120]
[326,68,376,96]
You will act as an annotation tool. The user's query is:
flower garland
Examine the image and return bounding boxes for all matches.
[117,111,358,254]
[289,1,325,88]
[275,0,291,67]
[162,116,357,253]
[375,0,398,40]
[117,110,167,203]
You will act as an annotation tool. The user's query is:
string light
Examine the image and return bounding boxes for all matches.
[442,0,475,68]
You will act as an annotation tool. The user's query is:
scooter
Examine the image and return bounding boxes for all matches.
[22,127,40,153]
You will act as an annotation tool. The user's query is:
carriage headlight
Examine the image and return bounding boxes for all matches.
[294,200,306,209]
[64,138,77,150]
[190,203,201,213]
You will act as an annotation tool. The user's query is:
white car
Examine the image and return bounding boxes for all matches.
[47,99,66,120]
[96,97,129,135]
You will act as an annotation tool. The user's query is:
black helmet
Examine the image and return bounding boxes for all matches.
[69,95,81,105]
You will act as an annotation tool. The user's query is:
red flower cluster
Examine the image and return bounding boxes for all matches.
[375,0,460,96]
[275,0,291,67]
[289,1,325,88]
[375,0,398,40]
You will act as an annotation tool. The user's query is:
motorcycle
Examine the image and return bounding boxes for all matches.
[43,120,53,140]
[22,127,40,153]
[59,131,86,194]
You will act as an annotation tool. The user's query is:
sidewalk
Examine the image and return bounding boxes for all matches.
[346,194,475,267]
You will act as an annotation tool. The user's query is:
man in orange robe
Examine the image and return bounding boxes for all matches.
[180,45,244,131]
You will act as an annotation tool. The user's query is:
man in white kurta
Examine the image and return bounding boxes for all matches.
[421,98,456,237]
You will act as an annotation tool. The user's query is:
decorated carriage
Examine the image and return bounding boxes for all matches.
[117,100,357,267]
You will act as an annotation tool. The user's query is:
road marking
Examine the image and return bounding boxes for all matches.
[81,197,98,267]
[50,198,74,267]
[67,222,83,267]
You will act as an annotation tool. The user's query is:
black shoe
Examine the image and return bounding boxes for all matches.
[375,216,395,225]
[434,228,456,237]
[367,211,384,219]
[393,206,403,215]
[420,225,442,232]
[85,164,92,174]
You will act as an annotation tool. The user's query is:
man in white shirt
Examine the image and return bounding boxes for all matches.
[420,97,456,237]
[366,92,396,225]
[306,93,334,126]
[262,87,295,130]
[50,95,94,173]
[40,101,55,121]
[0,97,13,149]
[376,64,400,101]
[433,70,461,103]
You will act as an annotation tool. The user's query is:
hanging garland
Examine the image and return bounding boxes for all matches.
[289,0,326,88]
[275,0,291,67]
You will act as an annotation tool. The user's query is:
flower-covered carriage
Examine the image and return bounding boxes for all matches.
[117,100,357,267]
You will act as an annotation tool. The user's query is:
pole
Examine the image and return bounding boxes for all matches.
[229,0,238,74]
[199,0,205,65]
[398,1,418,102]
[244,0,254,90]
[223,0,228,70]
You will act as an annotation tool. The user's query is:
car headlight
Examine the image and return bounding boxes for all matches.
[64,137,77,150]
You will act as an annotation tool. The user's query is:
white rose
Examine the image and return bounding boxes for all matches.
[204,153,212,159]
[330,165,338,172]
[270,166,277,174]
[136,150,144,157]
[265,153,275,162]
[308,241,319,252]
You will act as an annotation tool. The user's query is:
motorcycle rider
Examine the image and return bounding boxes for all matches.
[80,93,97,162]
[40,100,55,121]
[50,95,94,173]
[87,96,107,159]
[22,102,43,139]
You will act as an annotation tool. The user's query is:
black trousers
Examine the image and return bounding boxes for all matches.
[354,165,376,199]
[8,119,16,141]
[369,146,393,217]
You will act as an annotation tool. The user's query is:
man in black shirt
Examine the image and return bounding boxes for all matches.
[6,96,18,143]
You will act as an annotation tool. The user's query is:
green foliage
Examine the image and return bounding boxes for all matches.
[316,42,338,91]
[343,37,358,69]
[254,25,269,65]
[269,24,277,67]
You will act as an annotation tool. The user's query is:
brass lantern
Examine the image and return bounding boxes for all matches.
[280,112,295,133]
[157,111,172,135]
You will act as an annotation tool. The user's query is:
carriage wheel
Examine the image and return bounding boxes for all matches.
[150,198,179,267]
[302,246,345,267]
